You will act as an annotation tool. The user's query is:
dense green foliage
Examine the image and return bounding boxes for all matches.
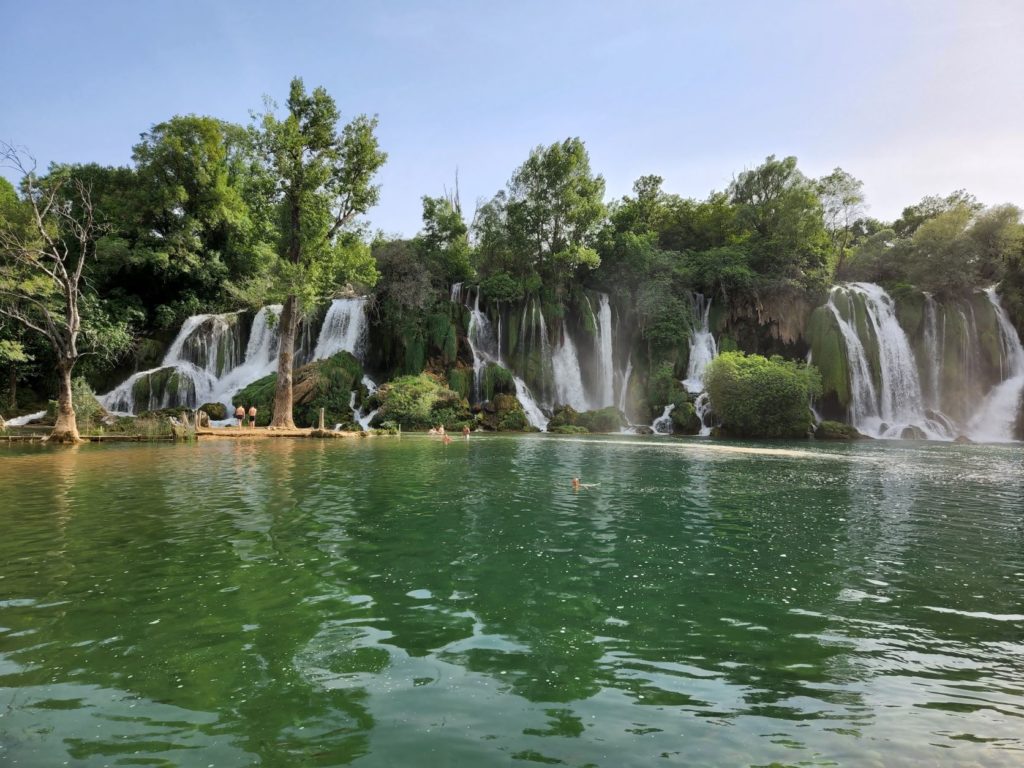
[233,351,364,428]
[705,351,821,438]
[3,83,1023,432]
[368,373,471,431]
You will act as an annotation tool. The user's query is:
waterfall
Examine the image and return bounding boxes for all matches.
[651,404,675,435]
[594,293,615,407]
[694,393,713,437]
[537,303,551,404]
[683,293,718,394]
[966,288,1024,442]
[313,297,368,361]
[6,410,47,426]
[101,298,372,417]
[551,325,588,411]
[467,290,497,402]
[344,375,380,432]
[618,355,633,415]
[922,294,942,409]
[465,288,547,430]
[828,283,952,439]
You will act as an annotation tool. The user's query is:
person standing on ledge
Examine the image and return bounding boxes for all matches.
[235,405,245,428]
[247,405,258,428]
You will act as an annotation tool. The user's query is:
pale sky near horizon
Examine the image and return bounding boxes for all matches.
[2,0,1022,236]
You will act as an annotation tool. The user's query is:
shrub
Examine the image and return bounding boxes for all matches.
[371,373,471,430]
[705,351,821,438]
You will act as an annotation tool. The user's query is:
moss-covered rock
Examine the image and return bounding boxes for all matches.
[477,392,531,431]
[198,402,228,421]
[234,351,364,428]
[548,405,581,430]
[671,401,701,435]
[369,373,471,431]
[549,424,589,434]
[807,305,850,409]
[576,406,626,433]
[482,362,515,402]
[446,366,472,401]
[814,420,865,440]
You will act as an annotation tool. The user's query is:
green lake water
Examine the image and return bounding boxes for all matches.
[1,435,1022,767]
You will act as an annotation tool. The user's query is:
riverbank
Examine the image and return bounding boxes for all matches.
[1,425,373,443]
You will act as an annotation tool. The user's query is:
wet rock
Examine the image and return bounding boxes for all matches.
[953,434,975,444]
[900,425,927,440]
[198,402,228,421]
[814,420,866,440]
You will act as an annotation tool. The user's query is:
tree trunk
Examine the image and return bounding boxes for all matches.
[270,294,299,428]
[50,364,81,443]
[7,366,14,411]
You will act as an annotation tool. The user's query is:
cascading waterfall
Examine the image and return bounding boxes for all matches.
[594,293,615,408]
[465,288,548,430]
[966,288,1024,442]
[922,293,942,409]
[683,293,718,394]
[313,297,368,361]
[651,404,675,435]
[679,292,719,435]
[618,354,633,415]
[551,325,588,411]
[828,283,952,439]
[101,298,371,416]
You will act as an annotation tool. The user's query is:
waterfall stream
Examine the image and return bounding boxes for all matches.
[595,293,615,408]
[965,288,1024,442]
[101,298,370,416]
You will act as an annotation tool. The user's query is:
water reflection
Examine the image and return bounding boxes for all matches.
[1,437,1022,766]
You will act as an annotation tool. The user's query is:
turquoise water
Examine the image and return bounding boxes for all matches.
[1,435,1022,766]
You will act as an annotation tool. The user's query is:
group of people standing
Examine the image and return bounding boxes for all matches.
[234,404,258,427]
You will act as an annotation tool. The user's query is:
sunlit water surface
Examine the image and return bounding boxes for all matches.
[1,435,1022,767]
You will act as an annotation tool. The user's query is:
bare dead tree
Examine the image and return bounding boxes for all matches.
[0,143,104,442]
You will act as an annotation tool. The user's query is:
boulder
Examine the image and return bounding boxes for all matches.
[900,425,927,440]
[198,402,228,421]
[814,420,865,440]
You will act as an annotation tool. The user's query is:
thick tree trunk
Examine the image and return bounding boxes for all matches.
[50,364,81,443]
[270,294,299,428]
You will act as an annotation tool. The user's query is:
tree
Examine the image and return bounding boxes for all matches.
[816,168,866,273]
[474,138,606,294]
[729,155,828,285]
[892,190,982,238]
[259,77,386,428]
[419,189,472,287]
[0,145,129,441]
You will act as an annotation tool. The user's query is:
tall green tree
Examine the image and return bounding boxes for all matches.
[816,167,866,273]
[729,155,828,285]
[474,138,606,295]
[0,146,129,441]
[259,78,386,428]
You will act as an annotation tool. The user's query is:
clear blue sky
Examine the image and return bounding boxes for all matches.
[3,0,1022,235]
